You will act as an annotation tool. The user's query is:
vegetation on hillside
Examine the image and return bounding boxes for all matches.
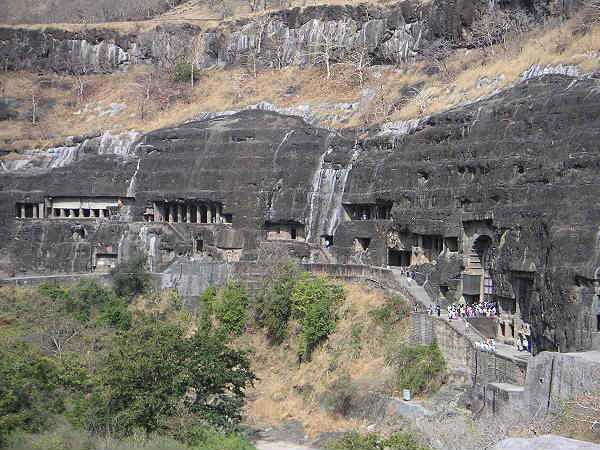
[2,13,599,154]
[0,261,256,450]
[0,0,189,25]
[325,431,428,450]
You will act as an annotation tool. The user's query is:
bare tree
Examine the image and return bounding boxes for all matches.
[269,29,287,70]
[346,37,371,88]
[152,30,186,70]
[305,23,345,80]
[574,0,600,33]
[132,69,156,120]
[469,8,510,56]
[30,80,39,125]
[420,38,454,81]
[189,35,206,89]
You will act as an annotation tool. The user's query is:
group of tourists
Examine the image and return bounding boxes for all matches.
[447,301,497,319]
[426,304,441,316]
[515,334,530,353]
[476,338,497,353]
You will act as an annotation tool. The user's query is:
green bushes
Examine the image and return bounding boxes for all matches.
[256,265,345,362]
[173,61,202,83]
[325,431,428,450]
[214,283,249,335]
[391,343,445,396]
[294,276,344,362]
[39,280,132,330]
[74,320,256,435]
[110,257,150,298]
[199,283,249,335]
[368,294,411,328]
[0,343,61,446]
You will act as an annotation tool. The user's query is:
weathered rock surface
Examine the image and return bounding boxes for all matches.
[0,0,579,74]
[493,435,600,449]
[1,73,600,356]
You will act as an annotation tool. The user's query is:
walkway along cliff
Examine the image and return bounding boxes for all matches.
[3,72,600,358]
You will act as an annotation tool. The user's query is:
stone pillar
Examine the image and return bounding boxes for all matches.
[186,203,191,223]
[206,204,212,224]
[100,209,106,218]
[153,203,160,222]
[60,208,66,217]
[168,203,174,223]
[39,202,45,219]
[20,204,25,218]
[32,205,38,218]
[215,204,221,223]
[79,207,84,218]
[177,204,183,223]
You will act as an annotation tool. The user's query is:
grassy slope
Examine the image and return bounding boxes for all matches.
[1,17,599,154]
[239,282,409,437]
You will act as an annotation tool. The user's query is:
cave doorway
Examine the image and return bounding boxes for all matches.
[597,314,600,332]
[388,249,410,267]
[467,235,493,301]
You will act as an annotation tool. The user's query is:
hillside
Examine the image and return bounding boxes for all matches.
[1,0,600,449]
[1,1,598,152]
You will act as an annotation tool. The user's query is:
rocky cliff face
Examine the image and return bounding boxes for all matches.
[0,0,579,74]
[1,72,599,354]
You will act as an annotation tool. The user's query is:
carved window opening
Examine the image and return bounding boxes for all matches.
[513,272,534,323]
[321,235,334,247]
[422,235,443,260]
[356,237,370,251]
[344,203,392,221]
[388,249,410,267]
[196,239,204,253]
[265,222,305,241]
[439,285,449,297]
[500,322,506,336]
[16,202,41,219]
[444,237,459,252]
[96,253,117,270]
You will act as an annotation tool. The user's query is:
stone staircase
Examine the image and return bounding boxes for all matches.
[390,268,434,307]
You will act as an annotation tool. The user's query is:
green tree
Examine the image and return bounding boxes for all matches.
[0,343,61,446]
[82,320,255,435]
[392,342,446,396]
[110,257,150,298]
[291,275,345,362]
[213,282,249,335]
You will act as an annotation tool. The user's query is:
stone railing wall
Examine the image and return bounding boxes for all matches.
[410,312,527,386]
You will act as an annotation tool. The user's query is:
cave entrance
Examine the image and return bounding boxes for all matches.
[597,314,600,332]
[388,249,410,267]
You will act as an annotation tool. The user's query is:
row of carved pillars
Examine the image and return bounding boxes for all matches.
[153,201,222,224]
[52,208,109,218]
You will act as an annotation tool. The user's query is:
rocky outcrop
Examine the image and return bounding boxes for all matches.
[493,435,600,449]
[0,0,580,74]
[1,73,600,355]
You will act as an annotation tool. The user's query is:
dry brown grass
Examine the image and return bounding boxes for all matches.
[237,282,408,437]
[1,19,599,152]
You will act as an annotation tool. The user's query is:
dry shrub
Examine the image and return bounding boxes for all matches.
[573,0,600,34]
